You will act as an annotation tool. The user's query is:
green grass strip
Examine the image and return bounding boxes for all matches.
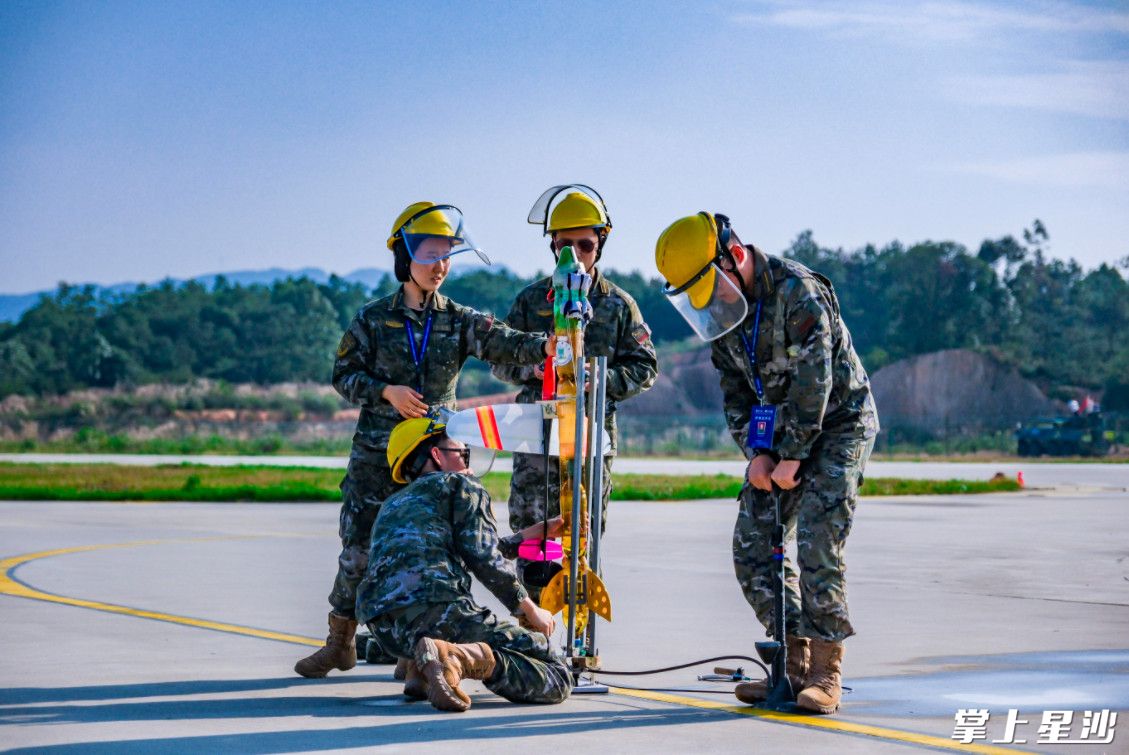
[0,463,1020,502]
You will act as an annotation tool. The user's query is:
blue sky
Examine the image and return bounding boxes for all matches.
[2,0,1127,292]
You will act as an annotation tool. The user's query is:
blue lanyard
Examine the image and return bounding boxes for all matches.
[404,312,433,392]
[737,299,765,404]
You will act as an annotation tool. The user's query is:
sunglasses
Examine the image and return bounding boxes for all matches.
[435,446,471,466]
[553,237,597,254]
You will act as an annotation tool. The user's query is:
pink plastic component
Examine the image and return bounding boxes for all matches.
[518,539,563,561]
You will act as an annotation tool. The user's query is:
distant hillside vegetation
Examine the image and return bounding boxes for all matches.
[1,221,1126,413]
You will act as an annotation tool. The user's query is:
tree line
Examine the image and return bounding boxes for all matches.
[1,221,1126,409]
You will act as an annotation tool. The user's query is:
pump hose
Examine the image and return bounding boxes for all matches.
[592,654,769,678]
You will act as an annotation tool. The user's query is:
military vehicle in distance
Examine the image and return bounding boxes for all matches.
[1016,413,1111,457]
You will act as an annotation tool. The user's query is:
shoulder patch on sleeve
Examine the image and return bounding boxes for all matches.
[475,313,495,334]
[631,322,652,345]
[336,331,357,358]
[792,314,817,338]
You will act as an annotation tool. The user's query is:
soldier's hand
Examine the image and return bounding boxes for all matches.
[747,454,777,491]
[771,459,802,490]
[517,516,563,541]
[382,385,428,418]
[532,362,545,380]
[521,602,556,637]
[543,336,557,357]
[543,516,565,539]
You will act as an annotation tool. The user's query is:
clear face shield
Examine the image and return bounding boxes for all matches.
[527,184,608,231]
[427,408,497,478]
[400,205,491,266]
[467,445,497,478]
[662,258,749,341]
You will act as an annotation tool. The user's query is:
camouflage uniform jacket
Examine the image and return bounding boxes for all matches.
[334,287,549,465]
[711,247,879,461]
[492,270,658,454]
[356,471,529,624]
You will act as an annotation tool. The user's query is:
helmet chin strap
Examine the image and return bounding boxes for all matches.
[407,273,436,308]
[724,245,753,299]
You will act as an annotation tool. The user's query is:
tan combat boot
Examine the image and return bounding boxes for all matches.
[293,612,357,678]
[734,635,810,704]
[796,639,845,714]
[413,637,496,712]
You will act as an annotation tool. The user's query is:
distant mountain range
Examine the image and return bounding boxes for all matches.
[0,267,390,323]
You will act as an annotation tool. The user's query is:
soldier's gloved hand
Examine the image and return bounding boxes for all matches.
[382,384,428,419]
[747,454,777,491]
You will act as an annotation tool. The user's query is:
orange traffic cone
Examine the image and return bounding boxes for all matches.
[1017,471,1025,488]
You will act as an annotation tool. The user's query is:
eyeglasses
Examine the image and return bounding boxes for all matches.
[435,446,471,466]
[553,237,597,254]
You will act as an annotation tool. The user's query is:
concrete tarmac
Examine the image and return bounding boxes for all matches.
[1,487,1127,753]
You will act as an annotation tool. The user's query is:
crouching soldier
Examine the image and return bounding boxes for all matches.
[354,417,574,712]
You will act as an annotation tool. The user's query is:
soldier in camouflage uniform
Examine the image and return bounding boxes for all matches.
[655,212,878,714]
[356,417,573,712]
[295,202,553,679]
[494,185,657,599]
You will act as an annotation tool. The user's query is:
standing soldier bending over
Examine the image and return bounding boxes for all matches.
[494,184,657,599]
[355,417,573,712]
[654,212,878,714]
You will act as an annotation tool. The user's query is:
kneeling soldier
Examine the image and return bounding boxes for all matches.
[355,417,573,712]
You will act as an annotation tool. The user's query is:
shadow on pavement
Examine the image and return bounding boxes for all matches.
[3,701,723,753]
[0,674,380,705]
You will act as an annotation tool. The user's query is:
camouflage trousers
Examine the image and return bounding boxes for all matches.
[369,596,573,705]
[509,451,613,601]
[328,453,402,618]
[733,435,873,643]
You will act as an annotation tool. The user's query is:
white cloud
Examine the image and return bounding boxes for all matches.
[944,151,1129,189]
[732,0,1129,43]
[944,60,1129,120]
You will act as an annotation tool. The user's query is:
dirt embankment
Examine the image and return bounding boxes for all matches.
[622,346,1057,440]
[869,349,1058,435]
[621,348,723,418]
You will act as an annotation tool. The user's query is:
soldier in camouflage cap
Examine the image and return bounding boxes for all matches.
[494,185,658,600]
[655,212,878,715]
[295,202,555,679]
[355,417,573,712]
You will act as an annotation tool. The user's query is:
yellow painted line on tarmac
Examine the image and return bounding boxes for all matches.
[2,540,1030,752]
[0,540,321,647]
[608,687,1031,754]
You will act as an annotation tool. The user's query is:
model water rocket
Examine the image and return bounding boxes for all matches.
[441,246,611,671]
[539,246,610,638]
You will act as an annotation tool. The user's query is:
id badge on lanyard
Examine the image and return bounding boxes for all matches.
[739,299,777,450]
[405,312,433,394]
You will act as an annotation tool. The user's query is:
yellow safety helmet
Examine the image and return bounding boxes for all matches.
[547,191,610,233]
[655,212,721,309]
[386,201,460,251]
[387,417,447,484]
